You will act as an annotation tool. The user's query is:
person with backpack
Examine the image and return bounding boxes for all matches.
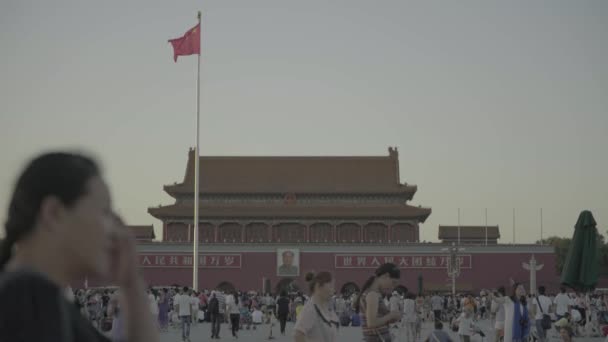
[208,292,221,339]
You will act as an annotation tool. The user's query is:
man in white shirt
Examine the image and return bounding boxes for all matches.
[554,287,571,320]
[175,287,194,342]
[431,293,443,321]
[533,286,553,342]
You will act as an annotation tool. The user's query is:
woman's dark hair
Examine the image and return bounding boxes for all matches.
[354,263,400,312]
[510,282,527,306]
[280,290,287,297]
[1,152,100,270]
[233,290,239,305]
[305,271,333,294]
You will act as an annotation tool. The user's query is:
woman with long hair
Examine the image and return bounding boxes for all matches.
[294,271,339,342]
[495,282,530,342]
[354,263,402,342]
[226,289,241,338]
[0,152,159,342]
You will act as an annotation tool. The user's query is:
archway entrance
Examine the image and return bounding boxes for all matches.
[216,281,236,293]
[275,278,300,294]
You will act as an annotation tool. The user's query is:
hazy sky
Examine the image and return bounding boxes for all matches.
[1,1,607,243]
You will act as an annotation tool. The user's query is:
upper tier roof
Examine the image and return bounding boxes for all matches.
[148,203,431,222]
[163,147,417,196]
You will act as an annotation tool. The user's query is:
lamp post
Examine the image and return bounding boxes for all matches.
[442,242,466,296]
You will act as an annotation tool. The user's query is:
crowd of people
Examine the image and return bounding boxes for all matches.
[68,272,608,342]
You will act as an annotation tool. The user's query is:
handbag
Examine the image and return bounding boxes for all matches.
[536,296,551,330]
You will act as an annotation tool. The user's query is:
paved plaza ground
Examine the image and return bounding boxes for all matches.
[158,319,605,342]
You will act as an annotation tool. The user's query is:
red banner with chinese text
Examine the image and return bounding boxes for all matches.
[334,254,472,269]
[138,254,242,268]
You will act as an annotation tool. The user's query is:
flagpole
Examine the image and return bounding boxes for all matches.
[457,208,461,246]
[512,208,515,244]
[192,10,202,292]
[540,208,543,245]
[485,208,488,246]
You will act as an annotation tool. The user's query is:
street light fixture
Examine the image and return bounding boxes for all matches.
[441,242,466,296]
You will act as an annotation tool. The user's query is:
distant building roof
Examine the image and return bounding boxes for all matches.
[163,147,418,196]
[438,225,500,240]
[128,225,155,240]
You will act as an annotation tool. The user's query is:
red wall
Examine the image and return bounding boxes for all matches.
[135,251,559,294]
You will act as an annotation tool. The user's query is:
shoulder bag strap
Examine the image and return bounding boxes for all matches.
[536,296,544,314]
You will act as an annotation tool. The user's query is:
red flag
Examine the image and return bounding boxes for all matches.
[168,23,200,62]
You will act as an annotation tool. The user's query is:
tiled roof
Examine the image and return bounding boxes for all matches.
[163,148,417,196]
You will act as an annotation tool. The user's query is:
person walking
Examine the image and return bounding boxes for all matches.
[431,293,443,322]
[276,290,290,335]
[158,288,170,332]
[532,286,552,342]
[294,272,339,342]
[190,291,199,326]
[209,292,221,339]
[175,287,193,342]
[402,293,418,342]
[354,263,402,342]
[226,290,241,338]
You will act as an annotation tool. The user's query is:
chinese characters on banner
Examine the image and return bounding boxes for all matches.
[335,254,472,269]
[138,254,242,268]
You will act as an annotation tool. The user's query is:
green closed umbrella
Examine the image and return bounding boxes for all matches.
[560,210,600,291]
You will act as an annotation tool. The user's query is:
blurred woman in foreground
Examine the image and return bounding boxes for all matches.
[0,152,159,342]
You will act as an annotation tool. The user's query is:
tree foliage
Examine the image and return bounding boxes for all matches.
[539,230,608,275]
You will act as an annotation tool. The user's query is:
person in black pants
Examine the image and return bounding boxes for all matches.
[276,291,290,335]
[208,292,221,339]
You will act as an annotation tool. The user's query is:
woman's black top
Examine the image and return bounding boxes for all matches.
[0,269,111,342]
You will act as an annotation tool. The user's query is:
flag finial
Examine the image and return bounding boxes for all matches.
[197,11,202,20]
